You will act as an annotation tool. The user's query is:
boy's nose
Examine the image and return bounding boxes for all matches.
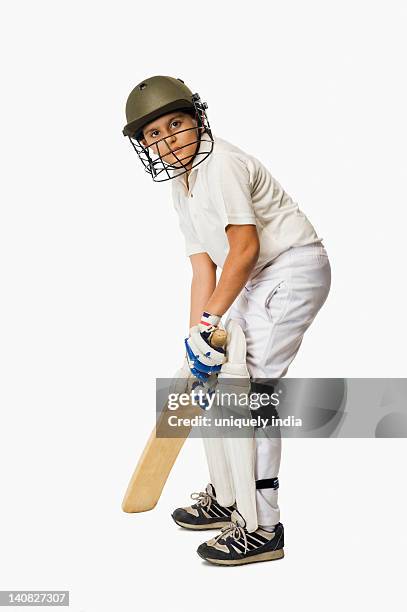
[163,135,177,149]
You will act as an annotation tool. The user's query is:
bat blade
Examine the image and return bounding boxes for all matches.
[122,328,227,513]
[122,402,194,513]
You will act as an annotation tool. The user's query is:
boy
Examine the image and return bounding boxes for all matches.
[123,75,331,566]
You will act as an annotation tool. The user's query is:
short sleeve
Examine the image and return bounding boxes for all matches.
[210,154,257,227]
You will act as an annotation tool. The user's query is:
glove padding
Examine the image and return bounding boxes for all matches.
[185,324,227,381]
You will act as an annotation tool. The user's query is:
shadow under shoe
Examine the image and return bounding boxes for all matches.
[172,483,235,530]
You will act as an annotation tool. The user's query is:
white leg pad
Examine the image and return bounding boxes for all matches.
[201,320,258,532]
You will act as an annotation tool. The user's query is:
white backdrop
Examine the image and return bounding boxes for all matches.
[1,1,406,610]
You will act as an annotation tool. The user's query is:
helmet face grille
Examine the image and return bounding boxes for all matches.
[126,92,214,182]
[128,126,213,182]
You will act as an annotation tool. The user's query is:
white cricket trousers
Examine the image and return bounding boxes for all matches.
[224,241,331,528]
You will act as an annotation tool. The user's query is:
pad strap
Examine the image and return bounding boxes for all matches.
[256,477,279,490]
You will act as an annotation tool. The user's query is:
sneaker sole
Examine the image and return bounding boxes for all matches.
[198,548,284,565]
[172,517,230,530]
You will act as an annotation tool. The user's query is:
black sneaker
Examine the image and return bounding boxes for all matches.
[197,509,284,566]
[171,484,235,530]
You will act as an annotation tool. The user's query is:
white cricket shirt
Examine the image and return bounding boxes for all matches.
[171,134,323,278]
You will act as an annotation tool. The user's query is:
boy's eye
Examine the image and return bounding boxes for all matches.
[150,119,182,139]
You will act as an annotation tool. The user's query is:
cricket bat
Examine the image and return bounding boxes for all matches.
[122,328,228,513]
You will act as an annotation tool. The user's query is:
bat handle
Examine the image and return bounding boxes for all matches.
[209,328,227,348]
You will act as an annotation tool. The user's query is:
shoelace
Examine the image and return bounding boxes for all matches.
[214,521,249,554]
[190,490,213,512]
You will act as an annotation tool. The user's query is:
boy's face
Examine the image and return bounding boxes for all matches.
[140,111,199,170]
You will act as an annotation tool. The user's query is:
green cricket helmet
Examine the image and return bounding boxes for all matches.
[122,75,213,182]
